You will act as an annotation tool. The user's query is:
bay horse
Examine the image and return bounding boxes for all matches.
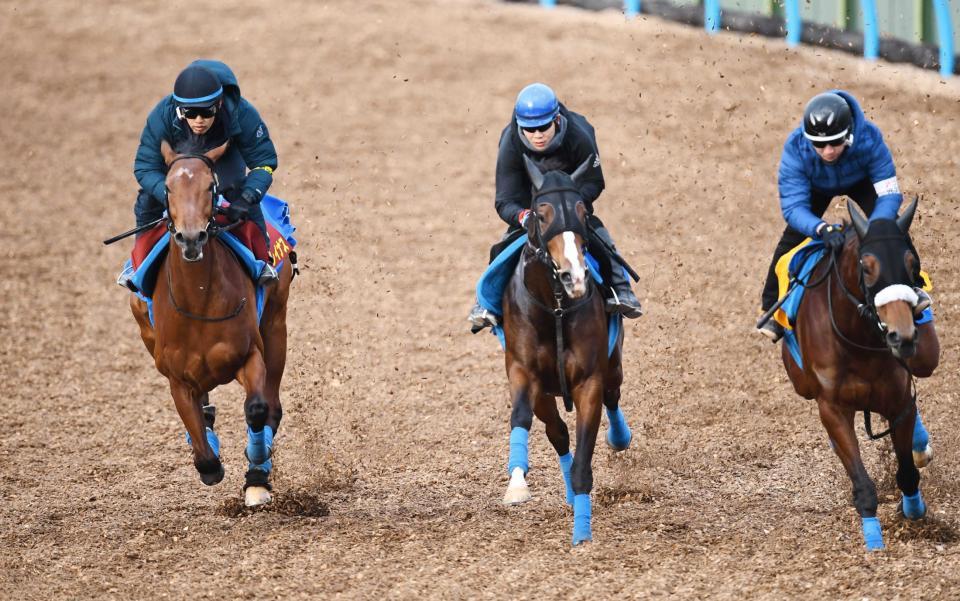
[784,198,939,550]
[130,140,293,507]
[500,155,633,546]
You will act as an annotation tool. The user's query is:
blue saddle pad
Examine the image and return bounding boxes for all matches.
[475,238,622,356]
[125,194,297,328]
[779,241,826,369]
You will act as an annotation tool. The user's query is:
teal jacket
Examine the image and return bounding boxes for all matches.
[133,60,277,203]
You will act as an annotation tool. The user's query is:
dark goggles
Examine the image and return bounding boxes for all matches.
[810,136,846,149]
[521,121,554,133]
[180,105,218,120]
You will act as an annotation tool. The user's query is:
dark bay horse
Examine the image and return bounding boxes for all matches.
[130,140,293,507]
[784,198,939,550]
[500,155,632,546]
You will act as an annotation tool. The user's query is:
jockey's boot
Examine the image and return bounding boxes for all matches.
[757,319,784,343]
[593,226,642,318]
[116,260,137,292]
[914,288,931,316]
[468,301,499,333]
[257,263,279,287]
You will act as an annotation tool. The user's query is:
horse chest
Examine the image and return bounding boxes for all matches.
[155,338,251,387]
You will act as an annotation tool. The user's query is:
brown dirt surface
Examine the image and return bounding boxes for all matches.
[4,0,960,598]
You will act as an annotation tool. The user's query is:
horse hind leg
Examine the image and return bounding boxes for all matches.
[819,402,883,550]
[532,393,573,505]
[893,411,927,521]
[602,388,632,451]
[912,412,933,468]
[239,352,274,507]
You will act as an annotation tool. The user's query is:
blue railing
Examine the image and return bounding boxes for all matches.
[537,0,955,77]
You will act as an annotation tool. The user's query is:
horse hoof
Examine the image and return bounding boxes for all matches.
[199,464,225,486]
[572,535,592,546]
[605,430,632,452]
[861,517,885,551]
[913,444,933,469]
[503,484,532,506]
[244,486,273,507]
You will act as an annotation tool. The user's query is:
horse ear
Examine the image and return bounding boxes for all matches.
[523,155,544,191]
[205,141,230,164]
[570,154,593,185]
[160,140,177,166]
[896,196,918,232]
[847,200,869,238]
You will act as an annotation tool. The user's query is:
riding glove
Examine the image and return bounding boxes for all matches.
[820,223,846,252]
[226,189,258,222]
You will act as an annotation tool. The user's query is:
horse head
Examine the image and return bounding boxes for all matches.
[522,154,592,299]
[160,140,229,262]
[848,198,920,359]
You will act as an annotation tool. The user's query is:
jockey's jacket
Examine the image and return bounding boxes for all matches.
[778,89,902,238]
[494,103,605,227]
[133,60,278,204]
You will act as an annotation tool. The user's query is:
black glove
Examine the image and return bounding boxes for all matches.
[820,223,846,253]
[225,189,257,222]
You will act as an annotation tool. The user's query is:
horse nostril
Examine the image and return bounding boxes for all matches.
[560,272,572,284]
[174,232,185,245]
[886,331,902,346]
[197,231,208,245]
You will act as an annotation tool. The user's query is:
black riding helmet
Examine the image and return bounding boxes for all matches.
[803,92,852,146]
[172,65,223,109]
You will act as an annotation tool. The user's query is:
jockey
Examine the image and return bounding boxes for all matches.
[468,83,642,330]
[758,90,931,342]
[132,60,279,286]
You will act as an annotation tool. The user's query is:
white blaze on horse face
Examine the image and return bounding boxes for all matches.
[562,232,587,295]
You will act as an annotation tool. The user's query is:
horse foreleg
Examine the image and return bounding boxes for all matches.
[532,393,573,505]
[570,376,603,546]
[503,368,535,506]
[237,349,273,507]
[602,388,632,451]
[818,401,882,550]
[170,380,223,486]
[892,409,926,520]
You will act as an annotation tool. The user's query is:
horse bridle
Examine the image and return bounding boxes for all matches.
[799,237,919,440]
[522,186,596,413]
[163,153,247,322]
[164,154,239,238]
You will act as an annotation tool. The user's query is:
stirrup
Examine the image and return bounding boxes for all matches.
[757,319,784,343]
[605,288,643,319]
[468,305,498,332]
[257,263,279,287]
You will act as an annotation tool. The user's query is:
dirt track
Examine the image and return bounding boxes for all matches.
[4,0,960,598]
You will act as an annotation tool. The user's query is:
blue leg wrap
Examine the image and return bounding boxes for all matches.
[558,452,574,506]
[606,406,632,450]
[246,425,274,473]
[913,414,930,453]
[185,427,221,458]
[572,494,592,545]
[861,517,885,550]
[902,490,927,520]
[507,427,529,475]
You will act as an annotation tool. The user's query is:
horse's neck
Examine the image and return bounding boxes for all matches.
[166,241,239,305]
[519,246,557,304]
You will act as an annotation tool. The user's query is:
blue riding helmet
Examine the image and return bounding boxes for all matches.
[172,65,223,108]
[515,83,559,128]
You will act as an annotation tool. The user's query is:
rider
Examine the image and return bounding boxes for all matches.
[758,90,931,341]
[132,59,279,286]
[468,83,642,330]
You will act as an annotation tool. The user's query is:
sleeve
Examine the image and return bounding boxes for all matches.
[132,102,171,203]
[571,133,604,208]
[864,128,902,221]
[778,139,822,238]
[235,100,278,201]
[494,129,531,226]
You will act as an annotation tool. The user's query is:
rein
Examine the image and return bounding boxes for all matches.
[523,203,595,413]
[800,244,918,440]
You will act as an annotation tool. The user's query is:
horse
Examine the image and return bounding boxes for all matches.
[130,140,293,507]
[499,154,633,546]
[783,198,940,550]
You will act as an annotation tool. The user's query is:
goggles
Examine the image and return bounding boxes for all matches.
[521,121,554,133]
[177,105,217,120]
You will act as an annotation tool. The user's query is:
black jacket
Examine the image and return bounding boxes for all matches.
[494,103,605,226]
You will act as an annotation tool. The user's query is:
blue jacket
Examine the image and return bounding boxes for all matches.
[778,90,901,238]
[133,60,278,203]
